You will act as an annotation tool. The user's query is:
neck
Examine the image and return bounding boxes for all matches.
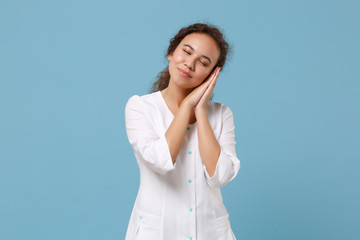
[162,80,191,108]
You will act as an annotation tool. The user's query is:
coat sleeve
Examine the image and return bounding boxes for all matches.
[203,105,241,188]
[125,95,176,174]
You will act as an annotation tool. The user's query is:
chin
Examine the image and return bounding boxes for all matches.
[172,81,194,91]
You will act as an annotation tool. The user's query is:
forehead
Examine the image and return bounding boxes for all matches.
[180,33,220,61]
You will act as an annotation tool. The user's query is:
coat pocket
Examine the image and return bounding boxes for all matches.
[214,213,233,240]
[133,206,163,240]
[215,213,230,231]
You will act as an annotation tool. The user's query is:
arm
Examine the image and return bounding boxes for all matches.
[125,95,175,174]
[196,110,221,178]
[164,72,216,163]
[165,101,192,164]
[194,67,221,178]
[194,67,240,187]
[202,105,240,188]
[127,74,215,171]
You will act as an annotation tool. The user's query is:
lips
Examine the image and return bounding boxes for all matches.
[178,68,191,78]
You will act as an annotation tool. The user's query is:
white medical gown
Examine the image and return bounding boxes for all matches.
[124,91,240,240]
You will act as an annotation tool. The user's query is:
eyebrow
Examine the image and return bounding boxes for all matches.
[183,44,212,63]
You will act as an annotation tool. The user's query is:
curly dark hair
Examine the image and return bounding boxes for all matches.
[151,23,231,92]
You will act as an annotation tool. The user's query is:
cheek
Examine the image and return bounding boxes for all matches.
[171,49,183,61]
[192,73,209,87]
[173,53,185,63]
[198,68,213,81]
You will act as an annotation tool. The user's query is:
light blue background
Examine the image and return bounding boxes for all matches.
[1,0,359,239]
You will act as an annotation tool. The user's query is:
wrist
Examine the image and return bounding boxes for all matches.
[181,98,193,110]
[195,106,207,118]
[179,99,193,116]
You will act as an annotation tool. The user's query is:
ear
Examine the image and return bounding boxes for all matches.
[167,53,173,61]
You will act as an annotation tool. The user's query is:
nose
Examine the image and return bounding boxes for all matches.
[184,57,195,71]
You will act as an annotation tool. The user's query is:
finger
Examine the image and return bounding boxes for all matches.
[208,67,219,82]
[189,78,212,105]
[192,67,220,102]
[209,67,220,89]
[214,67,221,83]
[199,76,213,92]
[202,70,219,100]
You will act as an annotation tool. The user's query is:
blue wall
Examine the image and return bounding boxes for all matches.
[1,0,359,239]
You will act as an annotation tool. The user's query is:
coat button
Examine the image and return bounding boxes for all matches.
[189,208,193,212]
[188,151,192,155]
[188,179,192,183]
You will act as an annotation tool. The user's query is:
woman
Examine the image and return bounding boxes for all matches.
[125,23,240,240]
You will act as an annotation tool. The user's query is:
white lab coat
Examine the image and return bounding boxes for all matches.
[124,91,240,240]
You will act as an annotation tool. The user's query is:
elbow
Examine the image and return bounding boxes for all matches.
[135,150,176,175]
[204,153,240,188]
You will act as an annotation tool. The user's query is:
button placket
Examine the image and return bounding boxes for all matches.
[186,125,196,239]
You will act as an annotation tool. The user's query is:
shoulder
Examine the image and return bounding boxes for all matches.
[207,100,234,118]
[126,91,159,110]
[206,100,236,135]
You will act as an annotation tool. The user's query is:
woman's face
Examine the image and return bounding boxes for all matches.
[168,33,220,90]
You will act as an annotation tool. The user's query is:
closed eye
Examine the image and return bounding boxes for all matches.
[183,49,190,55]
[200,61,207,66]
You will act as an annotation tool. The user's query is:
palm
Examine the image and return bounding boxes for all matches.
[194,67,220,112]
